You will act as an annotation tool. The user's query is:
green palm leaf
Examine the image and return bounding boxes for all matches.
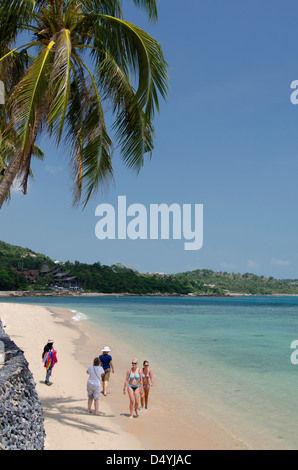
[66,59,113,206]
[95,48,155,171]
[8,40,55,163]
[0,0,169,209]
[48,29,72,143]
[99,15,168,119]
[131,0,158,22]
[0,0,36,48]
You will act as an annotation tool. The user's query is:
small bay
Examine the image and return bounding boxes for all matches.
[1,294,298,449]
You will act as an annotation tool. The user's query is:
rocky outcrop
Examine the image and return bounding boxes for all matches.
[0,320,45,450]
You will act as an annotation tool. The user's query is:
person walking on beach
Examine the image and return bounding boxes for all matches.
[42,339,58,385]
[99,346,114,396]
[86,357,104,415]
[140,360,154,410]
[123,359,143,418]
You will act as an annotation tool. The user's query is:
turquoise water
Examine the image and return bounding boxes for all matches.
[1,295,298,449]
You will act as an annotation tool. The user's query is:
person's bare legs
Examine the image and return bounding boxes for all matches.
[127,386,135,418]
[141,388,144,408]
[144,386,150,409]
[134,388,140,416]
[88,398,93,413]
[94,399,99,415]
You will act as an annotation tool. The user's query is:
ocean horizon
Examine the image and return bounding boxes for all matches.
[1,294,298,449]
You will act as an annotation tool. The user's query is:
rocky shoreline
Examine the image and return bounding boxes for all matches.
[0,319,45,450]
[0,289,229,298]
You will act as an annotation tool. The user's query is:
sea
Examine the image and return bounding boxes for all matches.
[1,294,298,450]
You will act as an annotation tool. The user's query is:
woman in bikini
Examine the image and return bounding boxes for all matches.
[140,360,154,409]
[123,358,144,418]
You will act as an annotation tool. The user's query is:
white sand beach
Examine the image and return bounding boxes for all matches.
[0,302,249,450]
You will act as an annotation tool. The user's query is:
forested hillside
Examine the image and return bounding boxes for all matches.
[1,240,298,295]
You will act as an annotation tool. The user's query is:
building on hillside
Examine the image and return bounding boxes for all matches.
[51,267,79,289]
[40,263,51,275]
[10,267,40,283]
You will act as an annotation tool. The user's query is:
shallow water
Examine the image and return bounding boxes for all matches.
[2,295,298,449]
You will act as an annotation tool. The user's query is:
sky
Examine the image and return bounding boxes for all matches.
[1,0,298,279]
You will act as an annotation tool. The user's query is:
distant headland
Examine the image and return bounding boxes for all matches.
[1,240,298,297]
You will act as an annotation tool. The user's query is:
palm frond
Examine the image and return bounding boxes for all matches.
[95,48,154,172]
[8,40,55,162]
[81,0,123,17]
[0,0,169,209]
[0,48,33,101]
[0,42,41,63]
[131,0,158,22]
[0,118,45,197]
[47,28,72,143]
[65,57,113,207]
[0,0,37,48]
[99,15,168,120]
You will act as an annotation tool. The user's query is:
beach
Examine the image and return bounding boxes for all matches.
[0,302,249,450]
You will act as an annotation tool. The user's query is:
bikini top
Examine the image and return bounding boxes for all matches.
[129,369,140,380]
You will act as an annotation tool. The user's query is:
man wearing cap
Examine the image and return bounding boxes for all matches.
[99,346,114,396]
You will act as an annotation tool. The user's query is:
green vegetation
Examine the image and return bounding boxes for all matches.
[1,240,298,295]
[0,0,168,209]
[174,269,298,295]
[0,240,54,290]
[63,261,192,295]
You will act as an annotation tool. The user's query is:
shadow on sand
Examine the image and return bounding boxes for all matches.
[41,394,118,437]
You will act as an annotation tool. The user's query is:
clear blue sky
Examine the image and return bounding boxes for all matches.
[1,0,298,279]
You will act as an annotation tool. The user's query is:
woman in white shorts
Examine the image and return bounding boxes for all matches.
[86,357,104,415]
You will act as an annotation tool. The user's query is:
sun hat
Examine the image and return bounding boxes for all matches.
[48,339,54,343]
[102,346,111,352]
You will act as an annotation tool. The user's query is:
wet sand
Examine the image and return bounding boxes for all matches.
[0,302,249,450]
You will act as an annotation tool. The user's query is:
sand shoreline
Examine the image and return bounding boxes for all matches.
[0,302,250,450]
[1,290,297,299]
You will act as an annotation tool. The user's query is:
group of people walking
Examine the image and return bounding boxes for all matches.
[86,345,114,415]
[42,341,154,418]
[87,346,154,418]
[123,358,153,418]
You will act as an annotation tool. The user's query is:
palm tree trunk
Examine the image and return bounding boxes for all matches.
[0,153,21,209]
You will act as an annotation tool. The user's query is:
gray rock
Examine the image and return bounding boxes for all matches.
[0,319,45,450]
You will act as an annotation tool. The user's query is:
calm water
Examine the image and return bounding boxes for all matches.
[1,294,298,449]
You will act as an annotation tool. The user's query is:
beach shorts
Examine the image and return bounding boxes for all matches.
[102,368,111,381]
[87,383,101,400]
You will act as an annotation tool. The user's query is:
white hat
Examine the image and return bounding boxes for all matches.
[48,339,54,343]
[102,346,111,352]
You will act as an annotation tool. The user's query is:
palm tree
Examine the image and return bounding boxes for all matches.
[0,32,45,202]
[0,0,168,209]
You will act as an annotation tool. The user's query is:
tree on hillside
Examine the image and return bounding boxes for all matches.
[0,0,169,208]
